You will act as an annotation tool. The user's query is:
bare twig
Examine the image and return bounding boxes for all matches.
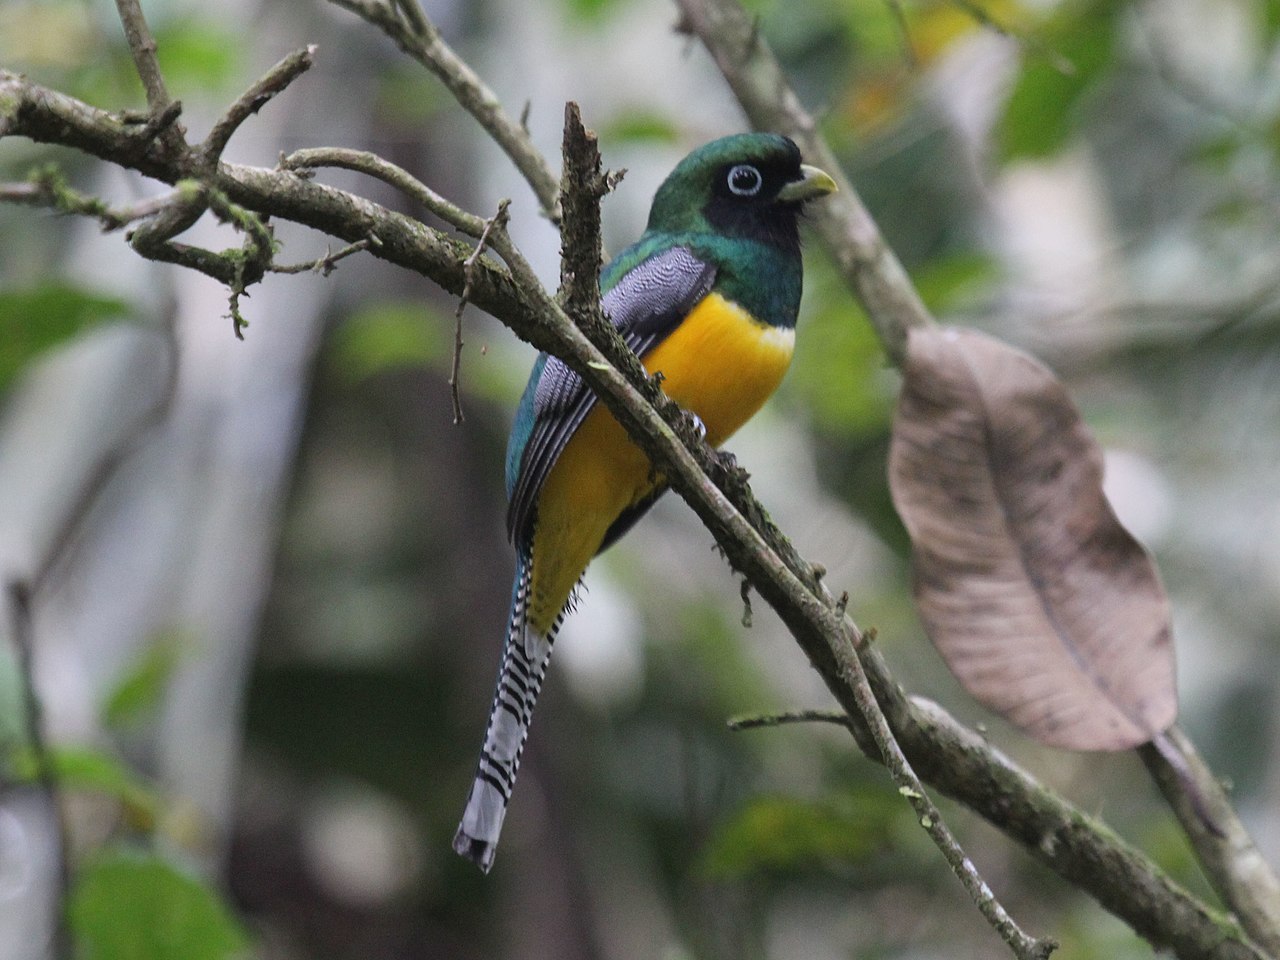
[30,316,181,595]
[883,0,919,68]
[451,200,511,423]
[0,169,184,232]
[112,0,187,158]
[1141,730,1280,957]
[950,0,1075,76]
[728,708,849,731]
[325,0,563,224]
[113,0,173,114]
[788,679,1270,960]
[201,46,318,167]
[123,180,274,338]
[281,146,488,237]
[5,580,69,959]
[557,103,617,331]
[2,307,178,960]
[269,235,382,275]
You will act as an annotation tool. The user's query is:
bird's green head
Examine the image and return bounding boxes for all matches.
[644,133,836,250]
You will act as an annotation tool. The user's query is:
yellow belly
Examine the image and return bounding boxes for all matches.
[526,292,795,632]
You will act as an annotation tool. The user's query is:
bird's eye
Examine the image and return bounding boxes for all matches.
[726,164,763,197]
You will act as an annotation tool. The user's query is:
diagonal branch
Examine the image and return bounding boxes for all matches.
[281,146,489,237]
[113,0,173,115]
[200,45,317,167]
[1142,731,1280,957]
[327,0,563,225]
[672,0,1280,951]
[5,580,69,959]
[0,167,185,231]
[112,0,187,159]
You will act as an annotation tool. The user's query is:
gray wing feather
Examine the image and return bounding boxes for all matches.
[506,246,716,547]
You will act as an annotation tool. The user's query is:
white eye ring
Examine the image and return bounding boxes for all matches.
[727,164,763,197]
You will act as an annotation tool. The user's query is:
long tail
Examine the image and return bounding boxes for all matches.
[453,558,564,872]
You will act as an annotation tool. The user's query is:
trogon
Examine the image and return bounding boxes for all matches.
[454,133,836,871]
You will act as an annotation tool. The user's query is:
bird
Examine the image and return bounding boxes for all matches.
[453,133,836,872]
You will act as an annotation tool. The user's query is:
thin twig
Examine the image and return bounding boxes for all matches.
[325,0,563,224]
[6,580,70,959]
[125,179,275,335]
[30,315,181,594]
[451,200,510,423]
[557,103,617,330]
[281,147,488,237]
[201,46,317,167]
[728,708,849,731]
[112,0,187,158]
[1141,730,1280,956]
[950,0,1075,76]
[269,235,382,275]
[771,681,1271,960]
[0,170,184,232]
[113,0,173,114]
[837,621,1058,960]
[3,312,178,960]
[882,0,919,68]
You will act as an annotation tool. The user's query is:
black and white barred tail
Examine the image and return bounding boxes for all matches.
[453,558,565,872]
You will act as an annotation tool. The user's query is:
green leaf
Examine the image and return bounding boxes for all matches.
[910,252,999,314]
[788,255,894,436]
[0,282,130,390]
[103,632,185,731]
[376,65,448,127]
[1262,0,1280,46]
[68,849,250,960]
[0,281,131,391]
[700,794,877,878]
[562,0,628,22]
[9,745,158,820]
[153,22,242,98]
[600,110,682,145]
[997,0,1123,161]
[330,302,446,385]
[0,648,25,749]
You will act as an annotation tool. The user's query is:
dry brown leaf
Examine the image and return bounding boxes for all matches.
[888,326,1177,751]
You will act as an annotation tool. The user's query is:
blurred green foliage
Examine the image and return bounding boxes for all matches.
[700,792,882,877]
[68,850,250,960]
[600,110,684,145]
[0,4,241,110]
[997,0,1123,160]
[0,283,130,391]
[330,302,449,386]
[102,633,187,733]
[9,745,158,825]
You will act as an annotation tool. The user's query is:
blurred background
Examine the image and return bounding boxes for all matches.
[1,0,1279,957]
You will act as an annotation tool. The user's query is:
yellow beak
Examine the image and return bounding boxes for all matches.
[777,163,838,203]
